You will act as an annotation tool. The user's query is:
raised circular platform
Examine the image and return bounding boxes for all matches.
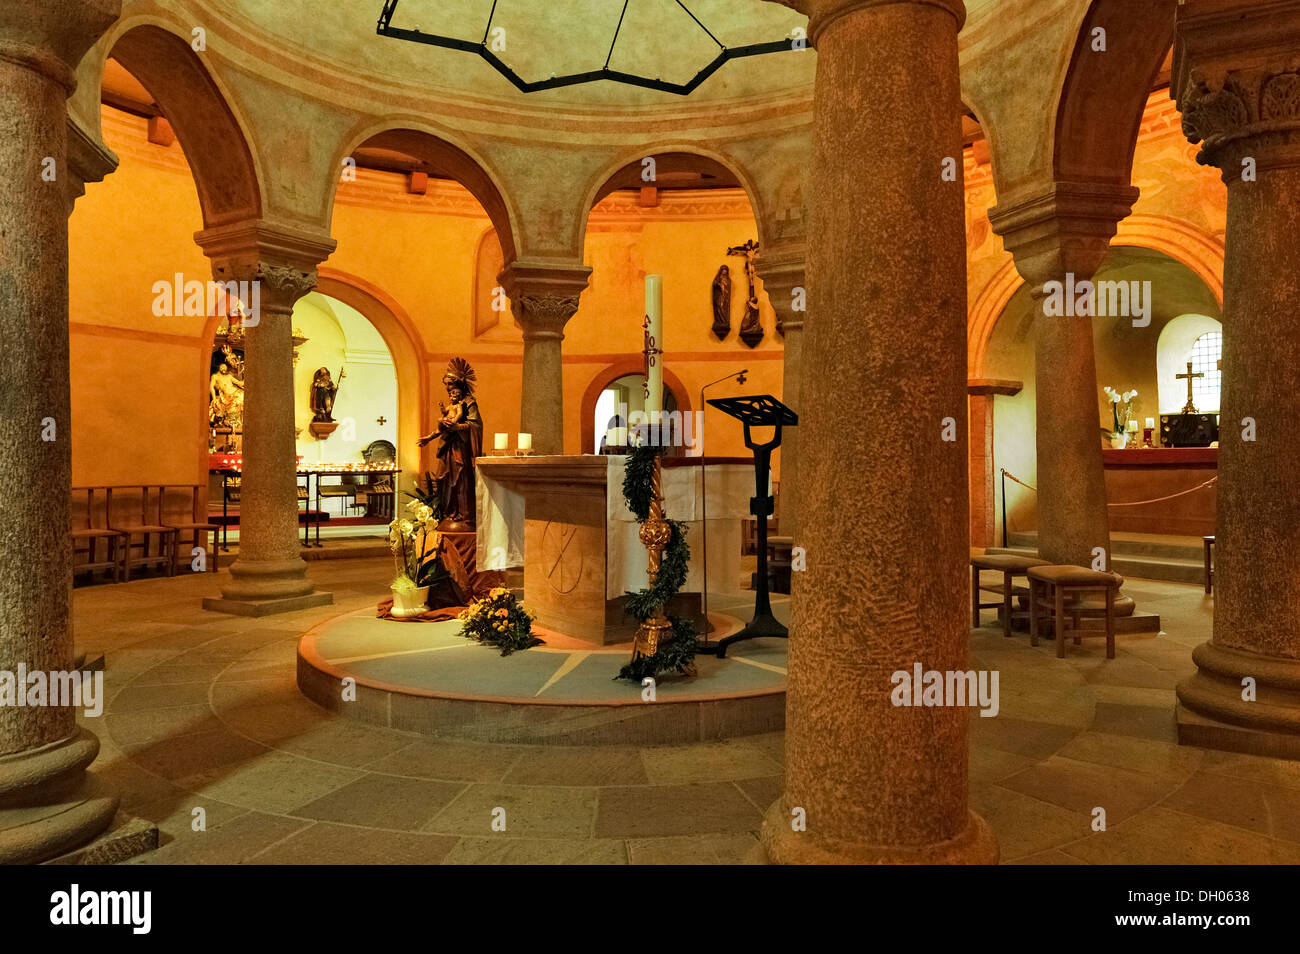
[296,609,787,745]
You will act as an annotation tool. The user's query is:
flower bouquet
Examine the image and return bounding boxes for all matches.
[457,586,543,656]
[1102,386,1139,449]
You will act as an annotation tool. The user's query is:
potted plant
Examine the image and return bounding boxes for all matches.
[1102,386,1139,449]
[387,499,441,618]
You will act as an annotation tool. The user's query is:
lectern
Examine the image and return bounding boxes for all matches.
[700,394,797,658]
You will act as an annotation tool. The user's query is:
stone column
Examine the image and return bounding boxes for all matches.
[759,0,996,864]
[500,261,590,456]
[1173,0,1300,756]
[756,242,805,537]
[988,183,1137,568]
[0,0,123,864]
[197,222,337,616]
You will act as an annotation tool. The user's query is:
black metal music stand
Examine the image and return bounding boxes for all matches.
[697,394,797,658]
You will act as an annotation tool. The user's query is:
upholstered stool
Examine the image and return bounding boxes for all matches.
[1027,565,1123,659]
[971,554,1051,637]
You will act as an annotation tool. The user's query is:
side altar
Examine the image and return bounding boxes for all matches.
[475,455,753,645]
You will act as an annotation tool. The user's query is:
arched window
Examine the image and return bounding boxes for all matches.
[1187,331,1223,412]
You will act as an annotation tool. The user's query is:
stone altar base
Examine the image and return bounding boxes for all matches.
[296,608,786,745]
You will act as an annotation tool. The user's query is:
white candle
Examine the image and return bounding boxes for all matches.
[494,432,508,451]
[1126,420,1139,433]
[644,275,664,422]
[1145,418,1156,429]
[518,433,532,451]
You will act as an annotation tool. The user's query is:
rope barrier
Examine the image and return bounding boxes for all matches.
[1002,471,1218,508]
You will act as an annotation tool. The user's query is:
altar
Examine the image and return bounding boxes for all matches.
[1102,447,1217,536]
[475,455,754,645]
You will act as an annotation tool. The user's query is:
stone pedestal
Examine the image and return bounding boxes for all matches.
[0,0,124,864]
[1172,0,1300,756]
[500,261,590,456]
[197,222,336,616]
[759,0,996,865]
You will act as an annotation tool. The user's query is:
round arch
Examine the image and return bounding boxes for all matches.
[579,360,694,457]
[99,20,263,228]
[314,269,430,487]
[967,217,1225,377]
[326,118,520,265]
[576,145,768,250]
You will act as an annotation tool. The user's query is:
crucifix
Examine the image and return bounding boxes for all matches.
[1177,361,1205,414]
[726,239,764,347]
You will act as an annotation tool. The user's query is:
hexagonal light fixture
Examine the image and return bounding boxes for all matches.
[377,0,801,95]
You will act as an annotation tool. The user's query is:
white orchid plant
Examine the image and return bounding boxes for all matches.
[1102,386,1139,441]
[389,499,442,592]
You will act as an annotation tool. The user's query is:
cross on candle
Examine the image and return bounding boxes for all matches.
[1177,361,1205,414]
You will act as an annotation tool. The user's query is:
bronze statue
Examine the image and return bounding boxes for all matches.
[727,239,764,348]
[310,366,344,423]
[711,264,732,340]
[418,357,483,532]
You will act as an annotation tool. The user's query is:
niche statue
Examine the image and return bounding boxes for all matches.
[310,367,345,423]
[418,358,483,532]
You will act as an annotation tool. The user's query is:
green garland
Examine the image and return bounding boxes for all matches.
[616,445,698,681]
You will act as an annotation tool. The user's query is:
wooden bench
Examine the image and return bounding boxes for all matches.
[1027,565,1123,659]
[971,553,1050,637]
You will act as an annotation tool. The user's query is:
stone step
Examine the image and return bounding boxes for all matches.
[1006,530,1205,562]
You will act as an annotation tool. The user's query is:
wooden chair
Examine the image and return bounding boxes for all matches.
[71,487,124,582]
[159,485,219,574]
[1027,565,1123,659]
[107,485,177,581]
[970,553,1050,637]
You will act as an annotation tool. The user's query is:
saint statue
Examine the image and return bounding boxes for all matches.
[710,264,732,340]
[418,357,483,532]
[209,361,245,430]
[310,367,345,423]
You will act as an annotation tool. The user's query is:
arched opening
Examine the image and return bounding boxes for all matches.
[1158,315,1223,415]
[977,245,1221,542]
[575,150,779,464]
[579,361,693,456]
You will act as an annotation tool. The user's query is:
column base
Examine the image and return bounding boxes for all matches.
[204,590,333,618]
[0,729,119,865]
[758,799,999,865]
[1176,641,1300,759]
[45,811,158,865]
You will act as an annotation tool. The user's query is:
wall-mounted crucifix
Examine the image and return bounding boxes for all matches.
[726,239,764,348]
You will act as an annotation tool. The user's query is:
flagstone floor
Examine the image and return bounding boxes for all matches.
[72,559,1300,864]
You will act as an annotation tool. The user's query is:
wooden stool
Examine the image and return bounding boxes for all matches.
[971,554,1050,637]
[1027,565,1123,659]
[1204,535,1215,595]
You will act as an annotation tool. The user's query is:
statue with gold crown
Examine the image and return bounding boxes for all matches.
[418,357,483,533]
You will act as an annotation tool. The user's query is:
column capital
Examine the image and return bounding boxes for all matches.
[195,219,337,301]
[771,0,964,44]
[1174,0,1300,177]
[988,180,1139,288]
[0,0,121,93]
[499,260,591,340]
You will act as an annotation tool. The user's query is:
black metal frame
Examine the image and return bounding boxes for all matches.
[377,0,798,96]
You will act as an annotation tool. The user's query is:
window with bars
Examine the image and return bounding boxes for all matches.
[1188,332,1223,410]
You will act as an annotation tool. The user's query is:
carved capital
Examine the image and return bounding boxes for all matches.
[755,241,806,335]
[1174,0,1300,176]
[513,295,581,340]
[256,263,318,301]
[771,0,964,45]
[988,181,1138,288]
[498,259,590,339]
[196,218,335,305]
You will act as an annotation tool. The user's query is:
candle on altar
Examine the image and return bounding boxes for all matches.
[643,275,664,423]
[1126,419,1139,433]
[518,433,532,451]
[494,432,508,451]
